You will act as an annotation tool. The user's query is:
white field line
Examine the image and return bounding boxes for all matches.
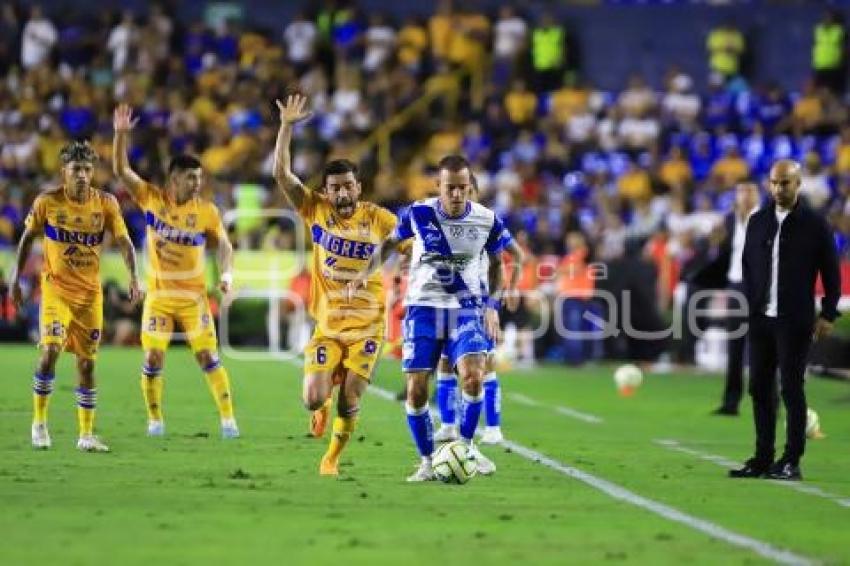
[655,439,850,510]
[368,385,814,566]
[506,393,540,406]
[506,392,604,424]
[554,406,604,424]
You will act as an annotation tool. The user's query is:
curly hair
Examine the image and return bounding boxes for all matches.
[59,140,98,165]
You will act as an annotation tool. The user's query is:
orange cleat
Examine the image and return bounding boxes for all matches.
[310,398,332,438]
[319,453,339,476]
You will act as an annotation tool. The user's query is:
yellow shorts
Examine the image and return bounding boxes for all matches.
[304,329,383,381]
[40,284,102,360]
[141,291,217,353]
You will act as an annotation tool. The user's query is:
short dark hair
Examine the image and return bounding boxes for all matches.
[59,141,97,165]
[168,154,203,175]
[437,154,471,173]
[321,159,358,187]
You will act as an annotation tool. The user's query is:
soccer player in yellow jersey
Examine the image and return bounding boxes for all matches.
[9,141,141,452]
[112,104,239,439]
[273,94,398,476]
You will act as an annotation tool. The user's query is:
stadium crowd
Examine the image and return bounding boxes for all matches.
[1,1,849,363]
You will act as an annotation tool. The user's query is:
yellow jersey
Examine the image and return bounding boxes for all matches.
[298,190,397,336]
[24,186,128,299]
[135,183,227,295]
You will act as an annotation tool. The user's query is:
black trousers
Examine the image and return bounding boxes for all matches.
[748,314,812,465]
[720,282,747,410]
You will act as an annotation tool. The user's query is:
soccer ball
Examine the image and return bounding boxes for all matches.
[614,364,643,396]
[785,408,825,439]
[806,408,825,439]
[432,440,478,484]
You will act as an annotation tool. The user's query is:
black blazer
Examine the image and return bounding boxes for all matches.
[742,200,841,326]
[689,213,736,290]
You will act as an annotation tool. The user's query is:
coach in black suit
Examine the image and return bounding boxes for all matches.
[730,160,841,481]
[691,182,761,416]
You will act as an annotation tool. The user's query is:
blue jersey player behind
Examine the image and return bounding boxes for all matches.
[348,155,521,481]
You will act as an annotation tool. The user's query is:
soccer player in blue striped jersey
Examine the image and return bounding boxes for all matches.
[434,175,523,445]
[349,155,524,481]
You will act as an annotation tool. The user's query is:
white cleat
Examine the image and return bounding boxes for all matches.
[221,418,240,439]
[31,422,51,449]
[147,420,165,437]
[406,458,436,482]
[480,426,504,445]
[433,424,459,443]
[469,443,496,476]
[77,435,110,453]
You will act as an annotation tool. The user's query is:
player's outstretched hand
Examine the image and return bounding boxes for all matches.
[344,275,367,303]
[113,104,138,132]
[484,306,502,344]
[219,277,232,296]
[275,94,312,125]
[128,277,143,304]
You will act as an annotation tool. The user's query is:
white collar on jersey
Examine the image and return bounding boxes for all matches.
[436,200,472,220]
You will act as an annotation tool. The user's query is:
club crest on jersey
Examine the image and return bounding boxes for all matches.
[467,227,480,240]
[358,220,370,237]
[74,216,83,224]
[91,212,102,228]
[56,210,67,225]
[186,214,197,228]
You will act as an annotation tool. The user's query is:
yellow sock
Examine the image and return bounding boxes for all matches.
[32,372,54,424]
[325,416,357,462]
[141,372,164,421]
[204,364,234,420]
[75,387,96,437]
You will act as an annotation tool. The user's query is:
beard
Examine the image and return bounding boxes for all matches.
[334,198,355,214]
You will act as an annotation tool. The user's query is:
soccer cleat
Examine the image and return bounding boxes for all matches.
[31,422,51,449]
[319,454,339,477]
[468,444,496,476]
[406,458,436,482]
[221,418,240,439]
[147,420,165,437]
[77,435,110,453]
[480,426,504,445]
[310,401,331,438]
[433,424,459,443]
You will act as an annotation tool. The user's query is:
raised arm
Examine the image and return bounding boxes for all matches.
[112,104,147,200]
[272,94,312,210]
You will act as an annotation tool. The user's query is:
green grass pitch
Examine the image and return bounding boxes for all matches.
[1,344,849,565]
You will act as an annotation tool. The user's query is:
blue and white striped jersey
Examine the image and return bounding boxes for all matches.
[393,197,512,308]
